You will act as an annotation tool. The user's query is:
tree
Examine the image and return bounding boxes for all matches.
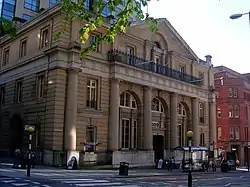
[0,0,159,57]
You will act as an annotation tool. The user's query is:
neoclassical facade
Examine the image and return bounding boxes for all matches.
[0,5,216,167]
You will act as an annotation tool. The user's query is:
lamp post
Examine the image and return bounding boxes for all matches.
[26,126,34,177]
[187,130,193,187]
[230,12,250,27]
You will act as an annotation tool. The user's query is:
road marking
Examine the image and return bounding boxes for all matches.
[0,169,14,172]
[224,183,231,187]
[76,182,124,186]
[42,185,52,187]
[193,179,197,181]
[32,181,40,184]
[12,183,29,186]
[2,180,16,183]
[240,176,244,178]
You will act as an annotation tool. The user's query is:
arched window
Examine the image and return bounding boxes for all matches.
[178,103,186,116]
[120,92,137,108]
[154,41,161,49]
[152,98,164,113]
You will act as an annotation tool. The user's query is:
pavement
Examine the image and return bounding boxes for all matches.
[0,162,249,187]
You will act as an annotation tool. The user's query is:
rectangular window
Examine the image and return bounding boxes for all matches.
[86,79,98,109]
[15,80,23,103]
[229,128,234,140]
[2,2,15,21]
[234,88,238,98]
[24,0,39,12]
[37,74,45,99]
[229,88,233,97]
[177,124,184,146]
[126,46,134,64]
[245,127,249,141]
[246,106,248,120]
[235,105,240,118]
[199,102,204,123]
[90,34,100,52]
[40,28,49,48]
[179,65,185,74]
[20,39,27,57]
[229,105,234,118]
[3,48,9,66]
[217,111,221,119]
[235,127,240,140]
[0,85,5,106]
[121,119,137,149]
[85,0,94,11]
[217,127,222,140]
[198,72,204,85]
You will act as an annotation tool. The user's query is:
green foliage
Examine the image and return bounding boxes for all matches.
[57,0,159,57]
[0,0,159,57]
[0,18,17,38]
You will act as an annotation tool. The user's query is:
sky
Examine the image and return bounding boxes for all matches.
[146,0,250,74]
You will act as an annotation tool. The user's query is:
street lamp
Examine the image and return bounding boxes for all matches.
[26,126,34,177]
[230,12,250,20]
[186,130,193,187]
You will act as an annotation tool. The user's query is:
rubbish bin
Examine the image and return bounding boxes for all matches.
[221,162,229,172]
[119,162,129,176]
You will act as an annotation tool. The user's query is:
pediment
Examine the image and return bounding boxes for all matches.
[127,18,199,61]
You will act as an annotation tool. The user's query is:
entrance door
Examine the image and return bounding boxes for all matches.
[10,114,24,156]
[153,135,164,161]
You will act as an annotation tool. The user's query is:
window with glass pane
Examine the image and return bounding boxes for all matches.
[23,14,32,21]
[229,88,233,97]
[2,1,15,20]
[121,119,130,149]
[3,49,9,65]
[177,124,184,146]
[235,105,240,118]
[86,79,97,109]
[229,105,234,118]
[245,127,248,141]
[217,127,222,140]
[121,119,137,149]
[20,40,27,57]
[235,127,240,140]
[41,29,49,48]
[200,133,205,146]
[234,88,238,98]
[37,75,45,98]
[0,85,5,106]
[49,0,58,8]
[24,0,39,12]
[85,0,93,11]
[16,81,23,103]
[126,46,134,64]
[90,34,100,52]
[229,128,234,140]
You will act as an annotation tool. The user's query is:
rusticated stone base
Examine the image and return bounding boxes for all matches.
[112,150,155,168]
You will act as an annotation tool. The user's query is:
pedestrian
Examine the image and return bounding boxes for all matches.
[12,149,20,168]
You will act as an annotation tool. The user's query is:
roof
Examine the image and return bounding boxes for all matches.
[129,18,199,61]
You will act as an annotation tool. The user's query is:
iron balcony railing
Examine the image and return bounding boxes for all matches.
[108,49,202,86]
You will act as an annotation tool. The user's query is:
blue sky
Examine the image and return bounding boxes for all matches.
[146,0,250,73]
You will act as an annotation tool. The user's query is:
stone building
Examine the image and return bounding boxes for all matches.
[0,5,216,167]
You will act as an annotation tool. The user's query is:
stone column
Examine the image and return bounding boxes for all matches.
[143,86,153,150]
[109,78,120,151]
[170,93,178,149]
[209,100,216,146]
[192,98,199,146]
[64,68,79,164]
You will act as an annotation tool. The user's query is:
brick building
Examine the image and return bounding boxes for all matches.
[215,66,250,164]
[0,4,217,167]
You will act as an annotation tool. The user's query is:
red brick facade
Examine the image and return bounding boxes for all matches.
[215,66,250,164]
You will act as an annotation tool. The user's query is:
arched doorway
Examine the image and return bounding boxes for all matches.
[152,97,168,160]
[119,91,141,150]
[9,114,24,156]
[177,102,190,147]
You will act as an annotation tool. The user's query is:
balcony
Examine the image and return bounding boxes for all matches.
[108,49,202,86]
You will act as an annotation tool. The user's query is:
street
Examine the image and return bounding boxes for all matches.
[0,164,250,186]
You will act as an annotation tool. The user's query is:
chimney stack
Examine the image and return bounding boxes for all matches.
[205,55,212,66]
